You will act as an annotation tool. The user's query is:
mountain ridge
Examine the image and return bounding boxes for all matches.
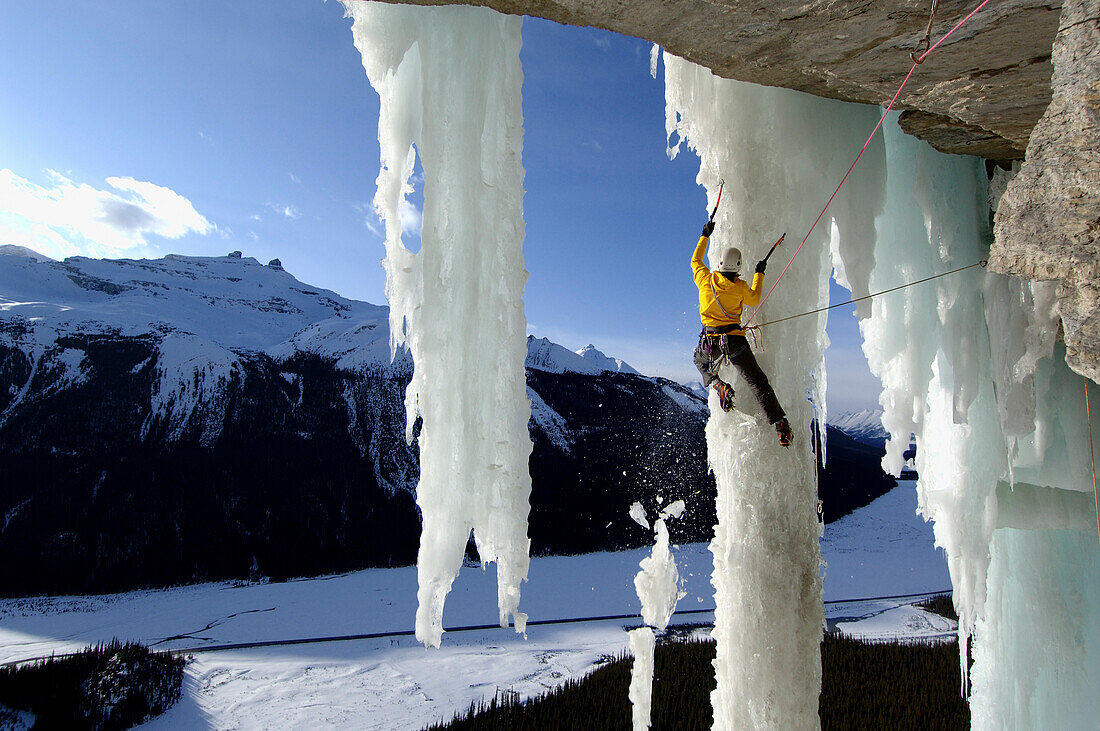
[0,250,714,596]
[0,250,894,597]
[830,409,888,447]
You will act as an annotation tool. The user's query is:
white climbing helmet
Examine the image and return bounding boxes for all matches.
[717,247,742,274]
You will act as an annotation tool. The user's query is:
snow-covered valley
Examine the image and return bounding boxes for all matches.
[0,481,950,729]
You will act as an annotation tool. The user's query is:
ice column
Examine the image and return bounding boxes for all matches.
[629,500,687,731]
[840,114,1100,724]
[975,199,1100,723]
[344,3,532,648]
[971,500,1100,728]
[858,118,1004,655]
[628,627,656,731]
[662,52,886,729]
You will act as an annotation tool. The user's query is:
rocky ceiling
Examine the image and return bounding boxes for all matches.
[373,0,1061,161]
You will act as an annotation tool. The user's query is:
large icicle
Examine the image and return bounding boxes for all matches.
[861,119,1004,657]
[344,3,532,648]
[628,626,656,731]
[837,113,1100,725]
[662,52,886,729]
[629,500,687,731]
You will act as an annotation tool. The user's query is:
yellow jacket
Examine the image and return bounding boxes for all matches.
[692,235,764,330]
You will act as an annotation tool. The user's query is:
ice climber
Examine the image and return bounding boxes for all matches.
[692,220,794,447]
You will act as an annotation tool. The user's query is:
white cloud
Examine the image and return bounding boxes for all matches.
[399,199,421,236]
[0,168,213,260]
[289,172,301,184]
[353,202,381,236]
[265,203,300,220]
[355,200,420,238]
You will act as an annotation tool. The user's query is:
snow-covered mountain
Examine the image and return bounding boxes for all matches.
[0,244,54,263]
[0,251,650,451]
[0,250,712,596]
[525,337,637,376]
[0,249,398,368]
[830,409,889,446]
[574,343,639,375]
[683,380,709,400]
[0,249,893,597]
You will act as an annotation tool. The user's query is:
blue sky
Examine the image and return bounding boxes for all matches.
[0,0,880,412]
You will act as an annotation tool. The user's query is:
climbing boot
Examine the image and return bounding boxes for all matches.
[775,418,793,447]
[712,381,735,413]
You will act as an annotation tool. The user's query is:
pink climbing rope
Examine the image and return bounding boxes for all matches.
[744,0,994,326]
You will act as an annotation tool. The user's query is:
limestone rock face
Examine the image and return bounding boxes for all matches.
[377,0,1059,159]
[990,0,1100,383]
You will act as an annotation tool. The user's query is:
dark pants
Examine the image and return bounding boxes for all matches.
[694,332,786,424]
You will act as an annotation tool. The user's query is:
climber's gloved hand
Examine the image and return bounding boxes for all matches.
[755,259,767,274]
[701,221,715,238]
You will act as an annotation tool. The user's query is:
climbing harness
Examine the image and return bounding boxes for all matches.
[744,260,987,332]
[742,0,994,328]
[1087,380,1100,543]
[912,0,940,64]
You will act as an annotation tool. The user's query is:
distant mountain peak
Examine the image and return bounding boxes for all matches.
[683,380,708,400]
[831,409,888,446]
[524,336,639,376]
[0,244,54,262]
[574,343,639,375]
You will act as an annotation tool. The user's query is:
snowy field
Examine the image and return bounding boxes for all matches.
[0,482,952,728]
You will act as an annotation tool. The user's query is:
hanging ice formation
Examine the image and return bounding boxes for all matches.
[344,3,532,648]
[849,116,1100,727]
[628,500,687,731]
[661,48,888,729]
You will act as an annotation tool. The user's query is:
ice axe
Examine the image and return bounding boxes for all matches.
[708,181,724,222]
[761,232,786,264]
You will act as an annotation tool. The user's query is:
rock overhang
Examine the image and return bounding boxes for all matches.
[368,0,1061,161]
